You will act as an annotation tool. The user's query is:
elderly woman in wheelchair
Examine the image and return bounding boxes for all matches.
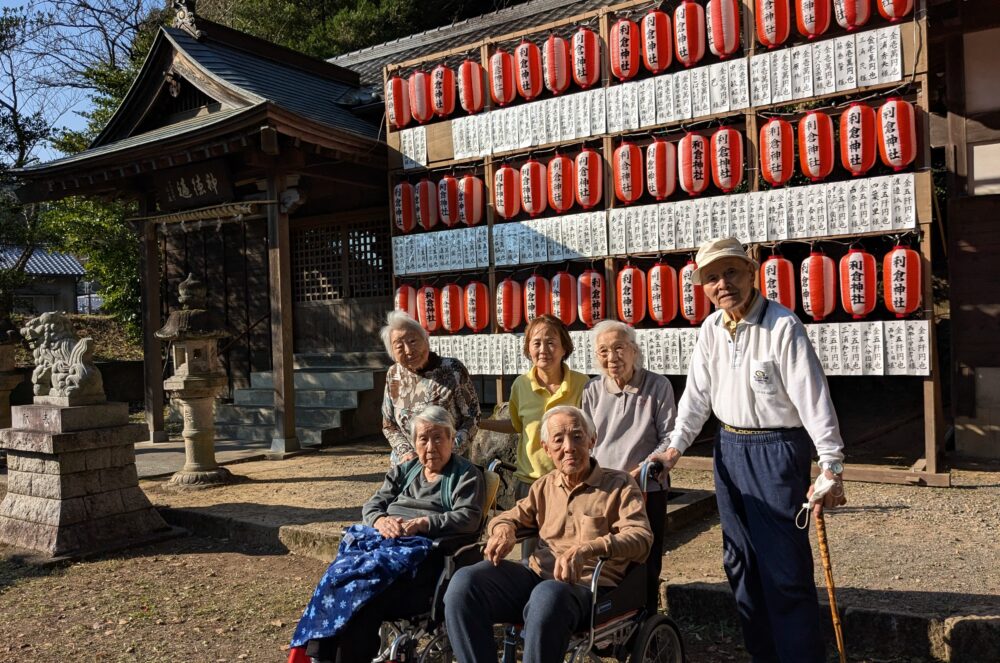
[288,405,485,663]
[445,405,683,663]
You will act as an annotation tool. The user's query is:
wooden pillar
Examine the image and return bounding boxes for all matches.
[267,171,299,455]
[140,215,167,442]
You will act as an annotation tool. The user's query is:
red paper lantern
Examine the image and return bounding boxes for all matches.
[796,0,831,39]
[801,251,836,321]
[617,265,647,325]
[457,60,485,114]
[385,76,410,130]
[614,142,644,205]
[543,35,572,95]
[393,181,416,233]
[755,0,791,48]
[839,248,876,319]
[710,127,744,193]
[523,274,551,322]
[840,103,877,176]
[395,284,417,319]
[489,50,516,106]
[680,260,711,325]
[572,27,601,89]
[833,0,870,30]
[647,263,678,325]
[415,178,438,231]
[641,10,673,74]
[494,164,521,220]
[520,159,548,217]
[798,111,835,182]
[760,118,795,187]
[416,285,441,333]
[550,271,578,327]
[548,154,575,214]
[438,174,460,227]
[610,19,641,81]
[646,139,677,200]
[496,278,523,331]
[876,0,912,21]
[674,1,706,68]
[883,245,921,317]
[760,254,796,310]
[458,174,485,227]
[679,133,710,196]
[408,70,433,124]
[430,64,456,118]
[877,98,917,171]
[578,269,606,328]
[440,283,465,333]
[575,149,603,209]
[464,281,490,332]
[514,40,543,101]
[708,0,741,59]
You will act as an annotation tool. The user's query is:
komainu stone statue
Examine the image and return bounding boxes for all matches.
[20,312,105,405]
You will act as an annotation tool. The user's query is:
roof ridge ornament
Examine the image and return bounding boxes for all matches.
[172,0,204,39]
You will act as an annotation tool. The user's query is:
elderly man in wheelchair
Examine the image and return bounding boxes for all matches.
[445,405,681,663]
[288,405,489,663]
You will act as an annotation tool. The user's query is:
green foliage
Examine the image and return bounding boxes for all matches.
[197,0,496,59]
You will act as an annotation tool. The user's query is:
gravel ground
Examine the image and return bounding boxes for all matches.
[1,445,998,662]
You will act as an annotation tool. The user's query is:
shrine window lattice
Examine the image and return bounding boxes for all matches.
[292,219,392,303]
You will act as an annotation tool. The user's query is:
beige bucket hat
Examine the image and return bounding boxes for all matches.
[692,237,759,284]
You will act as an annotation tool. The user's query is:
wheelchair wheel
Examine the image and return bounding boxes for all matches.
[627,614,684,663]
[417,630,453,663]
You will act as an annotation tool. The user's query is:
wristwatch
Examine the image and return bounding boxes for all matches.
[823,460,844,475]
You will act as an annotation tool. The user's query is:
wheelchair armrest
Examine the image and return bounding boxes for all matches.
[431,532,480,555]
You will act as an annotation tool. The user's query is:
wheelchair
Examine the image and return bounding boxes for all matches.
[373,459,506,663]
[498,462,685,663]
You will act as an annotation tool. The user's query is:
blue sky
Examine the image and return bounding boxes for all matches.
[2,0,95,161]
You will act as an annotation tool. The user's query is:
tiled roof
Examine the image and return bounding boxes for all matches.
[163,27,380,139]
[20,106,262,172]
[329,0,609,87]
[0,247,85,276]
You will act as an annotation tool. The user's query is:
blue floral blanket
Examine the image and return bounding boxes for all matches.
[289,524,433,648]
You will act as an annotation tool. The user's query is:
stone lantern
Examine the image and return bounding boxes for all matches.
[155,273,232,487]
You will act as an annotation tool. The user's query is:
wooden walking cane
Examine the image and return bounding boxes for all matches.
[814,509,847,663]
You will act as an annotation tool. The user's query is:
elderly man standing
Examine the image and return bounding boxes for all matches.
[445,405,652,663]
[650,237,847,663]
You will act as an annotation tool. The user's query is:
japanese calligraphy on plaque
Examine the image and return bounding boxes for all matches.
[656,74,675,124]
[155,159,233,211]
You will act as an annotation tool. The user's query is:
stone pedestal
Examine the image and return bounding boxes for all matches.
[0,401,173,557]
[167,375,231,487]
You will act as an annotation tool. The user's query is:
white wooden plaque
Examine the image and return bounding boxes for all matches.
[639,78,658,128]
[674,69,692,119]
[747,191,769,244]
[826,182,850,236]
[728,58,750,111]
[847,178,871,234]
[590,88,607,135]
[812,39,837,97]
[709,62,731,115]
[663,329,681,375]
[750,52,772,107]
[834,35,857,91]
[770,49,793,103]
[884,320,908,376]
[656,74,675,124]
[690,66,712,118]
[766,188,789,240]
[606,85,623,134]
[906,320,930,376]
[805,183,829,238]
[658,203,676,251]
[590,211,609,257]
[877,25,902,84]
[891,173,916,230]
[869,175,893,232]
[609,207,628,255]
[791,45,814,100]
[855,30,879,88]
[787,186,810,239]
[840,323,864,376]
[675,200,695,249]
[861,321,885,375]
[730,193,750,243]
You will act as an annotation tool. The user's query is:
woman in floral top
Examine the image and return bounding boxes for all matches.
[380,310,480,464]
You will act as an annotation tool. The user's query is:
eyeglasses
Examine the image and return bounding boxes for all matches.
[596,344,632,359]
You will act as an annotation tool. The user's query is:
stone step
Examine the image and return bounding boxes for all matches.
[215,405,343,428]
[213,424,336,447]
[231,388,358,409]
[250,370,374,391]
[293,352,392,370]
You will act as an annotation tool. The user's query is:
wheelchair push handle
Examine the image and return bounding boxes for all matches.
[488,458,518,474]
[639,460,666,494]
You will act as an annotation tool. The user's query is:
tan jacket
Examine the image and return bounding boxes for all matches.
[489,460,652,586]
